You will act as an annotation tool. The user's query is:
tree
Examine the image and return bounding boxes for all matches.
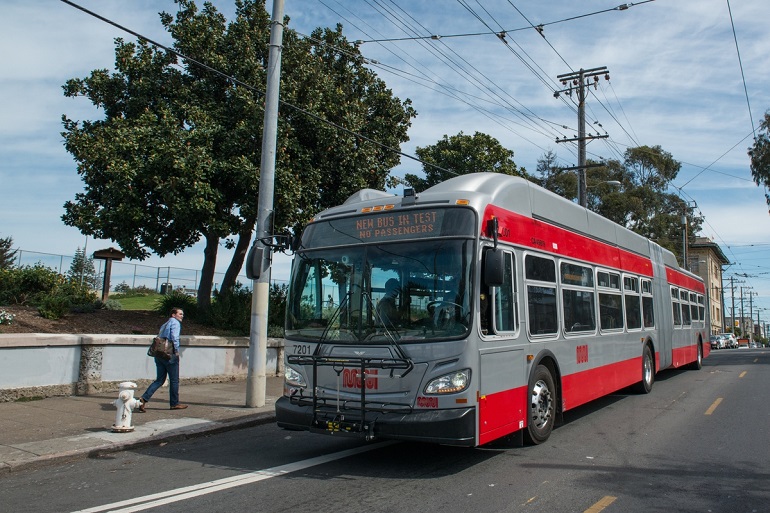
[66,247,98,289]
[749,111,770,205]
[533,149,576,197]
[61,0,415,310]
[0,236,16,270]
[536,146,702,262]
[401,131,527,192]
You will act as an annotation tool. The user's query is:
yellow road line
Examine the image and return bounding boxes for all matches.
[739,371,747,378]
[584,496,617,512]
[705,397,723,415]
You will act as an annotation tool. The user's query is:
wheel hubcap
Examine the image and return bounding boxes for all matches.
[643,354,652,385]
[530,379,553,429]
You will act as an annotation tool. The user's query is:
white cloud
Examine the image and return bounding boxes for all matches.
[2,0,770,305]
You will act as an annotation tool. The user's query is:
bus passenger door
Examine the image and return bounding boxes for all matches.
[478,249,528,445]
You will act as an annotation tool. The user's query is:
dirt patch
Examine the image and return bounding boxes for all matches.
[0,305,234,336]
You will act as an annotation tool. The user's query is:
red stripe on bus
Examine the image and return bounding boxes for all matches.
[478,386,527,445]
[666,268,706,293]
[484,205,653,276]
[562,356,644,410]
[477,343,702,444]
[671,343,702,367]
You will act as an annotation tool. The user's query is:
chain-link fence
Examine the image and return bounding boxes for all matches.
[13,248,287,297]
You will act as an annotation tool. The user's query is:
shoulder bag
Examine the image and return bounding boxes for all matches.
[147,321,174,360]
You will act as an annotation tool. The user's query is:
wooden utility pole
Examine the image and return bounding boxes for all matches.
[554,67,610,207]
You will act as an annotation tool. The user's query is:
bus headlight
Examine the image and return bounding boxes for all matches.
[424,369,471,395]
[285,366,306,388]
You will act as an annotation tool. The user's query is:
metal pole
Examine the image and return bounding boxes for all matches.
[247,0,284,408]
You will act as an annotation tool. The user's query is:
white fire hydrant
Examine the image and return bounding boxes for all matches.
[112,381,142,432]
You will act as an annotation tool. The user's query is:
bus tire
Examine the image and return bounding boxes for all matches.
[524,364,556,445]
[634,344,655,394]
[687,342,703,370]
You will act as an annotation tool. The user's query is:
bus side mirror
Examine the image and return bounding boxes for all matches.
[245,245,264,280]
[483,248,505,286]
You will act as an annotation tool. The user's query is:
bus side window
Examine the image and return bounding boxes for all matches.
[482,251,517,335]
[493,252,516,332]
[526,255,558,336]
[671,287,682,326]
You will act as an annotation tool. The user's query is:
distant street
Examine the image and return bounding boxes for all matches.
[3,349,768,513]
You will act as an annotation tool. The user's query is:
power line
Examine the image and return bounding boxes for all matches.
[726,0,756,142]
[353,1,655,44]
[59,0,456,176]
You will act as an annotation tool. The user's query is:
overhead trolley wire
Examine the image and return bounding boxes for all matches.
[355,1,657,44]
[364,0,571,147]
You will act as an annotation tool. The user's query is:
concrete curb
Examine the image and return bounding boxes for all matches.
[0,411,277,474]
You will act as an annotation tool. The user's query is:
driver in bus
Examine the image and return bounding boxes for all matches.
[376,278,401,325]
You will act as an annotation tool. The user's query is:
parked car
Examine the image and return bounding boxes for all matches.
[720,333,738,349]
[710,335,725,350]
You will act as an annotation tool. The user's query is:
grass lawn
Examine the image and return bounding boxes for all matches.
[114,294,163,311]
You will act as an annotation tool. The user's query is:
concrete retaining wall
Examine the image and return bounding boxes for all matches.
[0,334,285,402]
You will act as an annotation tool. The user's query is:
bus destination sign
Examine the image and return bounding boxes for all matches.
[355,210,441,241]
[303,207,476,247]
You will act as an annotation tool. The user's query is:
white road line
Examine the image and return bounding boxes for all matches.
[72,441,396,513]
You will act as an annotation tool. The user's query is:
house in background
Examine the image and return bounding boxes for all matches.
[688,236,730,335]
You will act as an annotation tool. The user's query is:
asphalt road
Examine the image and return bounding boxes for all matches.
[2,348,767,513]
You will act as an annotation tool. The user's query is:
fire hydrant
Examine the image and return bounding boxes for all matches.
[112,381,142,432]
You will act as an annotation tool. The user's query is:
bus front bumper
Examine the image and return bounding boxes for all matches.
[275,396,477,447]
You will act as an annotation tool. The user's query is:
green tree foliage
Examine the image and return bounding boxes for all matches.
[749,111,770,205]
[533,149,576,197]
[401,131,527,192]
[0,236,17,270]
[0,264,96,317]
[535,145,702,262]
[66,247,98,289]
[61,0,415,311]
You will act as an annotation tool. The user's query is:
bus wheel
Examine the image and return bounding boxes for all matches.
[525,365,555,445]
[634,344,655,394]
[688,342,703,370]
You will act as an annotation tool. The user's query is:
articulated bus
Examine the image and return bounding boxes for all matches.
[275,172,708,446]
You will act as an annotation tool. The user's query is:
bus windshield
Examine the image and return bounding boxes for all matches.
[285,239,474,343]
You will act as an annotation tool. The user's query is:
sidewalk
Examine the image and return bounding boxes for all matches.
[0,377,283,474]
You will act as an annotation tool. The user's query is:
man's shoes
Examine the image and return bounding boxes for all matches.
[137,398,146,413]
[170,404,188,410]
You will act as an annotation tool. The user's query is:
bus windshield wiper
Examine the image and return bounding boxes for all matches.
[364,291,412,376]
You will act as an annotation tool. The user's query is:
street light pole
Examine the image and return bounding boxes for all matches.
[246,0,285,408]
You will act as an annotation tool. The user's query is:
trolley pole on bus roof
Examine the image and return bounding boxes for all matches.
[246,0,285,408]
[554,67,610,207]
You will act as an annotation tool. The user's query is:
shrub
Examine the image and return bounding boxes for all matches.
[103,299,123,310]
[38,293,70,320]
[154,290,198,319]
[0,264,63,305]
[113,281,131,294]
[268,283,288,329]
[204,284,252,334]
[0,310,15,325]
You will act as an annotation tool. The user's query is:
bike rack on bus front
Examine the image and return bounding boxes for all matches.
[286,354,414,439]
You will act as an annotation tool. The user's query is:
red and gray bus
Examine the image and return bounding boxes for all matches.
[275,172,708,446]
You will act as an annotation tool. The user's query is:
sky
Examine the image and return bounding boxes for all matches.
[2,0,770,319]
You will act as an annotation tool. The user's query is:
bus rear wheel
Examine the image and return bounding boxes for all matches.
[688,342,703,370]
[634,344,655,394]
[525,364,556,445]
